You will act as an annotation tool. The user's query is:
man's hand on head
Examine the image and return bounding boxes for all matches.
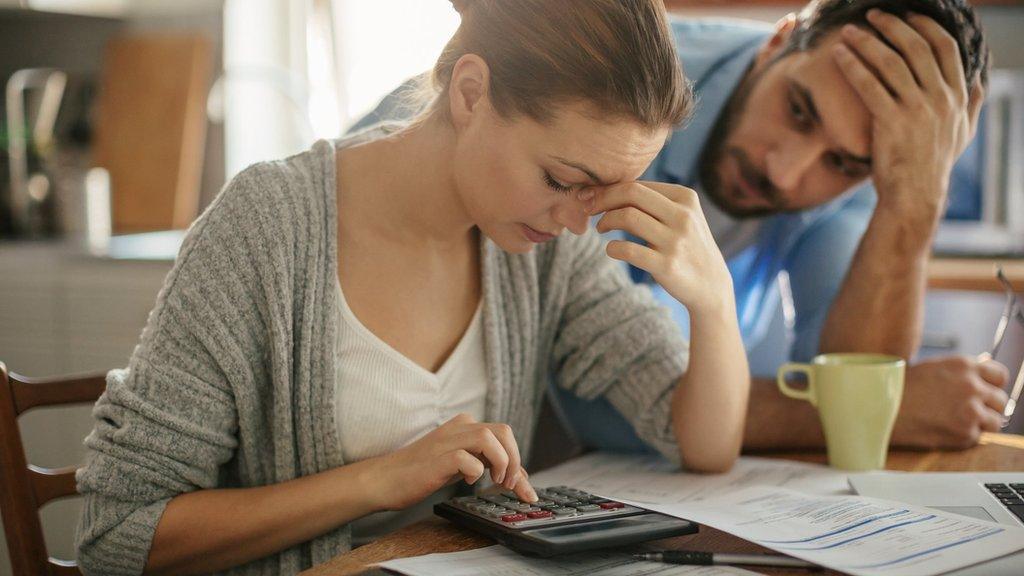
[892,355,1009,450]
[832,9,984,227]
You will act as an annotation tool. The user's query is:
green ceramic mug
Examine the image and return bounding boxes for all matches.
[777,353,906,471]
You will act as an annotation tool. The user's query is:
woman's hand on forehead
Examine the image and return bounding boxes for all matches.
[586,180,733,315]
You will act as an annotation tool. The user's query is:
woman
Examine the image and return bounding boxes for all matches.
[75,1,749,574]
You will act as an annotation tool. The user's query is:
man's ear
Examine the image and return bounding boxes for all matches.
[754,13,798,67]
[448,54,490,131]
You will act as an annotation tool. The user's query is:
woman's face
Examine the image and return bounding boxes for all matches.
[451,99,669,254]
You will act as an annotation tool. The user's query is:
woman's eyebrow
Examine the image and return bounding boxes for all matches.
[550,156,609,186]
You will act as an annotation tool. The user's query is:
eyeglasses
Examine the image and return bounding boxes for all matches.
[988,265,1024,427]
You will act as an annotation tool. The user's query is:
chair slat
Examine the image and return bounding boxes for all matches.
[10,373,107,416]
[1,362,101,575]
[28,465,80,508]
[0,364,52,573]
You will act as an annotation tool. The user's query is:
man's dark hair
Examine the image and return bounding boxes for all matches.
[782,0,990,86]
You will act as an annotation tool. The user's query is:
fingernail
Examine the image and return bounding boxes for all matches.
[578,189,595,202]
[496,470,505,484]
[527,486,538,502]
[842,24,860,36]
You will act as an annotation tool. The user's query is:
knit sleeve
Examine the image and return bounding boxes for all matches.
[75,165,279,575]
[549,229,689,464]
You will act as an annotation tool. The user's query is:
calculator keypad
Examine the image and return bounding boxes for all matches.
[449,486,640,529]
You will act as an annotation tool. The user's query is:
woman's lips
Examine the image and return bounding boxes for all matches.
[521,224,556,243]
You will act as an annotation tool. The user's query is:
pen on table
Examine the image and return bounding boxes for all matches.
[633,550,821,570]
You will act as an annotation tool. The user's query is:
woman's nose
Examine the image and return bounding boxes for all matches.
[553,191,592,235]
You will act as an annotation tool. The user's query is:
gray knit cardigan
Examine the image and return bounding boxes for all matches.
[75,134,689,575]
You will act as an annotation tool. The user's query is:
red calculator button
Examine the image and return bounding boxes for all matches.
[501,513,528,522]
[526,510,553,519]
[599,502,625,509]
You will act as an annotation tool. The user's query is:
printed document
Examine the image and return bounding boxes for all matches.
[530,452,851,504]
[625,486,1024,576]
[379,545,760,576]
[532,453,1024,575]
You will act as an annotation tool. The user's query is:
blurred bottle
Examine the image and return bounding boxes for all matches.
[5,68,66,239]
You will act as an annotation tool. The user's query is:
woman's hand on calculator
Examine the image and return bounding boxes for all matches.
[372,413,538,511]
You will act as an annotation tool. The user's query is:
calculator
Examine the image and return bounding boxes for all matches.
[434,485,697,557]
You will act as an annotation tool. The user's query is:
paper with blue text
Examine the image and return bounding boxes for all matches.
[633,486,1024,576]
[531,453,1024,575]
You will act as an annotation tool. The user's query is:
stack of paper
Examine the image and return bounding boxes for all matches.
[532,454,1024,576]
[635,485,1024,576]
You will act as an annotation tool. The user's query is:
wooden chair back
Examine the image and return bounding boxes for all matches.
[0,361,106,576]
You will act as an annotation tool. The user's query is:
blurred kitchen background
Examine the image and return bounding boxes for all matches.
[0,1,1022,573]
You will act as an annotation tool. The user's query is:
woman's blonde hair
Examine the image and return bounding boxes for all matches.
[422,0,693,129]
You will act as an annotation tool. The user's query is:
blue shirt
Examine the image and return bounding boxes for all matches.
[347,18,949,454]
[538,19,878,452]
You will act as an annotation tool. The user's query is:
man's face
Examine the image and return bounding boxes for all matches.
[702,28,876,218]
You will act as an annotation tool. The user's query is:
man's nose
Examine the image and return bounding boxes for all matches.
[765,136,821,192]
[552,194,590,235]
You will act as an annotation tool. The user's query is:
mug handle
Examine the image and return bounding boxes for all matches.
[777,362,816,406]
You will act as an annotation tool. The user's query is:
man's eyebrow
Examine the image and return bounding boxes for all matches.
[551,156,610,186]
[792,81,872,166]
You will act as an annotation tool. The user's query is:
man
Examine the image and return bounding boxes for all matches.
[553,0,1011,455]
[352,0,1009,453]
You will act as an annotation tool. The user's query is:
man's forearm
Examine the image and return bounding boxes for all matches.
[743,377,826,451]
[818,204,941,359]
[822,8,979,359]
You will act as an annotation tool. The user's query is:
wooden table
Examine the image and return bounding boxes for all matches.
[928,258,1024,292]
[302,433,1024,576]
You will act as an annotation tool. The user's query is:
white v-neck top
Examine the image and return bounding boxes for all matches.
[333,280,488,544]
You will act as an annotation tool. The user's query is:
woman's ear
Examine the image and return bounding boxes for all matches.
[754,13,798,67]
[448,54,491,131]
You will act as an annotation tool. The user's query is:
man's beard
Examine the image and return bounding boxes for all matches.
[698,63,785,219]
